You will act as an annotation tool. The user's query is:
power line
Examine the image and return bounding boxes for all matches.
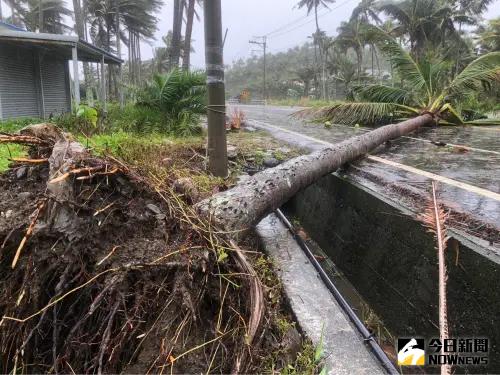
[268,9,333,40]
[264,12,314,37]
[266,0,357,40]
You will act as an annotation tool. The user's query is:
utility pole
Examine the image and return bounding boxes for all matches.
[0,0,3,22]
[249,36,267,102]
[204,0,228,177]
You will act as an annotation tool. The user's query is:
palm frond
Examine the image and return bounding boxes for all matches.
[351,84,415,105]
[463,118,500,126]
[447,52,500,96]
[295,102,418,126]
[368,26,431,99]
[440,103,464,125]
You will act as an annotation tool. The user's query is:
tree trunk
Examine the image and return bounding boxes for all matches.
[196,114,434,236]
[136,32,141,83]
[182,0,196,71]
[170,0,183,69]
[72,0,92,103]
[303,80,310,97]
[356,49,363,80]
[115,0,123,105]
[38,0,43,32]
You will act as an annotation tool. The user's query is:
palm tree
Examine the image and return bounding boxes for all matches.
[86,0,160,86]
[170,0,183,69]
[182,0,201,71]
[303,28,500,127]
[350,0,380,24]
[336,20,367,79]
[476,18,500,53]
[7,0,72,33]
[137,69,206,135]
[297,0,335,99]
[350,0,382,79]
[296,0,335,34]
[378,0,475,60]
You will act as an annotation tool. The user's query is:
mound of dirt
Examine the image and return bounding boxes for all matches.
[0,126,304,374]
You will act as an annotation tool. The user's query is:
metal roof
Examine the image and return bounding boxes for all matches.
[0,21,26,32]
[0,29,123,65]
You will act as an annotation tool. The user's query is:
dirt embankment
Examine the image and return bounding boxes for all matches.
[0,126,307,374]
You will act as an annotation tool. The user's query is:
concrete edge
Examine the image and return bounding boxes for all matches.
[256,213,386,375]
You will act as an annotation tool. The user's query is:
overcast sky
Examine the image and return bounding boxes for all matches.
[147,0,500,69]
[2,0,499,68]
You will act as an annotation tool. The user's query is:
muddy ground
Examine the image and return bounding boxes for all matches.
[0,128,311,374]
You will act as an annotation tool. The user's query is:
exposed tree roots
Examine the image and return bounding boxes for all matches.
[0,126,272,374]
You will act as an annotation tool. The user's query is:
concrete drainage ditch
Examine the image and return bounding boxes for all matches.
[282,171,500,374]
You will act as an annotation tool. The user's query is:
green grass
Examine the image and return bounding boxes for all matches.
[79,131,205,158]
[0,144,26,172]
[0,118,41,172]
[0,117,42,133]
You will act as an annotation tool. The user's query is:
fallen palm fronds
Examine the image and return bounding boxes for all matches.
[420,182,451,375]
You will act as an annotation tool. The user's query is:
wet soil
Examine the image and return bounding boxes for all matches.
[0,143,305,374]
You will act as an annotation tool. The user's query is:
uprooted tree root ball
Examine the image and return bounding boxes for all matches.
[0,125,303,374]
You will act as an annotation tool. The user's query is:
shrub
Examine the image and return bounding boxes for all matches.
[105,104,165,134]
[55,104,100,136]
[137,69,206,136]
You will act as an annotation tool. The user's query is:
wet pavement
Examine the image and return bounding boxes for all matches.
[231,104,500,233]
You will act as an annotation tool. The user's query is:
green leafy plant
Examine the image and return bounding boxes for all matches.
[76,105,98,128]
[105,104,164,134]
[301,27,500,127]
[137,69,207,136]
[280,333,326,375]
[55,104,100,135]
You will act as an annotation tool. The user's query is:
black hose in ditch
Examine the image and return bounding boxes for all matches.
[274,209,400,375]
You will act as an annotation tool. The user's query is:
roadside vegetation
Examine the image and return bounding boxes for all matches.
[226,2,499,124]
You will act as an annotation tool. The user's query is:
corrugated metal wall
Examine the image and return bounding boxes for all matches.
[0,44,41,120]
[0,44,72,120]
[40,55,71,118]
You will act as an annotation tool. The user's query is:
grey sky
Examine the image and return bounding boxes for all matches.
[147,0,500,69]
[1,0,499,68]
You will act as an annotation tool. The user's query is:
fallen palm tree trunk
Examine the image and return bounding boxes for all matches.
[197,113,434,235]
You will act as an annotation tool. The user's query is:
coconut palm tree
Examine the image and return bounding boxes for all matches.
[7,0,72,33]
[304,28,500,127]
[350,0,382,79]
[169,0,183,69]
[336,20,369,79]
[182,0,202,71]
[378,0,474,60]
[477,18,500,53]
[297,0,335,99]
[296,0,335,33]
[350,0,380,24]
